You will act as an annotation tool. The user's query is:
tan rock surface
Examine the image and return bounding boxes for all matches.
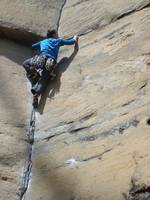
[0,39,30,200]
[0,0,65,44]
[26,5,150,200]
[59,0,150,37]
[0,1,150,200]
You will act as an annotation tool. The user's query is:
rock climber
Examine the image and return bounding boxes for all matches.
[22,29,79,108]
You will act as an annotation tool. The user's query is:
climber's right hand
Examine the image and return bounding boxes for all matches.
[73,35,79,43]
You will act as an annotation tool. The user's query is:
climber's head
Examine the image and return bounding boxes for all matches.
[47,29,59,38]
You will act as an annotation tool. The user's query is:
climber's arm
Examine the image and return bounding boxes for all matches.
[59,38,75,46]
[32,42,40,49]
[59,36,79,46]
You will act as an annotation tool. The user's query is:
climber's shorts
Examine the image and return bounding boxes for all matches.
[23,55,56,74]
[22,55,46,73]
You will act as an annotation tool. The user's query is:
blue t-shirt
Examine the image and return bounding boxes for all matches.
[32,38,75,60]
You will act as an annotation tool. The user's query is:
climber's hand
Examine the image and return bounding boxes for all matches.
[73,35,79,43]
[73,35,79,52]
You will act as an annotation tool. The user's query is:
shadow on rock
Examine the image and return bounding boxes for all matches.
[0,38,31,123]
[34,156,77,200]
[0,38,32,65]
[37,46,78,114]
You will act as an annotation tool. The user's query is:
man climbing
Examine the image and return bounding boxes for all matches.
[23,29,79,108]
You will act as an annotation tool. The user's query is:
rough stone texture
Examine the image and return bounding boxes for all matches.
[26,5,150,200]
[59,0,150,38]
[0,0,150,200]
[0,39,30,200]
[0,0,65,44]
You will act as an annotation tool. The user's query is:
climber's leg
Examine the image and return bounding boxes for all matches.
[31,70,50,96]
[22,58,39,86]
[22,58,33,74]
[32,93,39,109]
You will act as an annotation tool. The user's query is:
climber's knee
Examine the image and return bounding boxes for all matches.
[22,58,33,74]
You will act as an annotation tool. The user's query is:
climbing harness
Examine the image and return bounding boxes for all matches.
[45,57,56,71]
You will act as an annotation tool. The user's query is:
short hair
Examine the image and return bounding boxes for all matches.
[47,29,57,38]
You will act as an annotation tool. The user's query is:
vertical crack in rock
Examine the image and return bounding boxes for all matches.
[57,0,67,31]
[18,1,68,199]
[19,109,36,200]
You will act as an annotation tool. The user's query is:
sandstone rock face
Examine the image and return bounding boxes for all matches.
[26,4,150,200]
[59,0,150,37]
[0,0,150,200]
[0,39,30,199]
[0,0,65,44]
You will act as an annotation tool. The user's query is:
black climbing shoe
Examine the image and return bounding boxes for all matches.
[32,95,39,109]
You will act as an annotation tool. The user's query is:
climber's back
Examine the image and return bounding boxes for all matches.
[32,30,77,61]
